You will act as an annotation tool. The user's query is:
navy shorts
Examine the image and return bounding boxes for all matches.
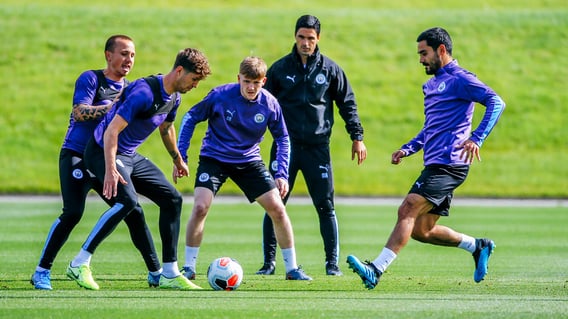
[195,156,276,203]
[408,164,469,216]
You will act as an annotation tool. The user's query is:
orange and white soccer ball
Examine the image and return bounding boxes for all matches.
[207,257,243,291]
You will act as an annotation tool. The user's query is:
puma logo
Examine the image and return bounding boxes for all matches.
[225,110,235,121]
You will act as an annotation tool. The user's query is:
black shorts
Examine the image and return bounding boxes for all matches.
[408,164,469,216]
[195,156,276,203]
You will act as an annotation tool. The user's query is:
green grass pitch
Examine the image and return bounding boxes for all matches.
[0,198,566,318]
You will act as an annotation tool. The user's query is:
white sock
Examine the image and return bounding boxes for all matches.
[458,234,477,253]
[162,262,181,278]
[71,249,92,267]
[281,248,298,273]
[149,268,162,276]
[372,247,397,273]
[184,246,200,270]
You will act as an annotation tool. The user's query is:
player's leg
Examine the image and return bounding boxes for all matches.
[178,157,224,286]
[183,157,226,273]
[130,153,200,289]
[386,193,434,253]
[346,193,432,289]
[32,149,91,290]
[234,160,311,281]
[185,187,214,256]
[347,164,439,290]
[258,142,279,274]
[256,189,310,280]
[67,181,138,290]
[177,186,215,281]
[257,189,294,250]
[301,145,341,275]
[411,197,495,282]
[122,207,162,287]
[257,142,300,275]
[407,165,494,281]
[67,145,138,290]
[258,214,278,274]
[88,153,162,287]
[412,210,461,246]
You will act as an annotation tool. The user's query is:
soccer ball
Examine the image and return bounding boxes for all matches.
[207,257,243,291]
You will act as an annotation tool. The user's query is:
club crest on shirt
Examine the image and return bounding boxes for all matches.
[199,172,210,182]
[315,73,326,85]
[72,168,83,179]
[254,113,265,123]
[271,160,278,172]
[437,81,446,92]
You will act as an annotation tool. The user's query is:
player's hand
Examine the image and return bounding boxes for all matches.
[172,161,189,184]
[457,139,481,163]
[103,168,126,199]
[274,178,289,199]
[352,140,367,165]
[391,150,406,165]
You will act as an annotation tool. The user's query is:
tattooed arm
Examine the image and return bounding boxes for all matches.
[71,102,113,122]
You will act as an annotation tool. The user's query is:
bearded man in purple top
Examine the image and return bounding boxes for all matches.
[31,35,160,291]
[67,48,211,291]
[176,56,312,281]
[347,27,505,289]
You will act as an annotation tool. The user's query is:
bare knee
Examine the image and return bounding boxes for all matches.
[397,194,434,241]
[191,201,210,220]
[411,229,429,243]
[258,189,288,223]
[395,197,422,223]
[267,205,287,224]
[410,210,440,243]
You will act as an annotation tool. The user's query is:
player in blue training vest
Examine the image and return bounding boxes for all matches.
[177,56,312,281]
[67,48,211,291]
[30,35,160,290]
[347,27,505,290]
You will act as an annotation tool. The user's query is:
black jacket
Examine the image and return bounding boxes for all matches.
[265,45,364,145]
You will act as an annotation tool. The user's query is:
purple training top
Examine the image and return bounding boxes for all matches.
[94,75,180,155]
[400,60,505,166]
[62,70,125,153]
[178,83,290,179]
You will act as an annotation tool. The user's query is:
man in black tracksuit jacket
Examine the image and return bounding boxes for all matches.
[257,14,367,276]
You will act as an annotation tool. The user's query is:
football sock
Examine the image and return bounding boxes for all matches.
[71,249,92,267]
[162,262,181,278]
[184,246,200,269]
[35,266,49,272]
[149,269,162,276]
[281,248,298,273]
[458,234,477,253]
[372,247,397,273]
